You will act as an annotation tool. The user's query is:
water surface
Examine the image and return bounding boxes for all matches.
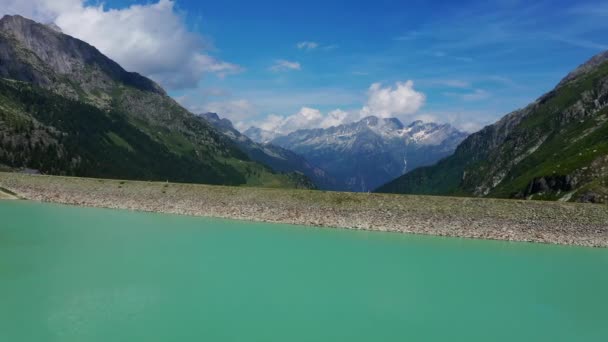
[1,200,607,341]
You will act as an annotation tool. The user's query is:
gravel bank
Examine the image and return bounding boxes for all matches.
[0,187,18,199]
[1,172,607,247]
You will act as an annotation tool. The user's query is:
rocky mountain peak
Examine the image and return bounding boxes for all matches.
[0,15,165,95]
[558,50,608,87]
[200,112,221,122]
[1,14,35,27]
[45,22,63,33]
[0,15,313,190]
[199,112,237,132]
[382,117,405,129]
[408,120,425,127]
[269,116,468,192]
[358,116,405,130]
[243,126,281,144]
[360,116,380,125]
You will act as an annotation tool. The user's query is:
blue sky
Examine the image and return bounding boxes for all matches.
[5,0,608,132]
[174,0,607,131]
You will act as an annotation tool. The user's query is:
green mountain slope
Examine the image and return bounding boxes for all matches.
[200,112,334,189]
[377,51,608,203]
[0,15,305,188]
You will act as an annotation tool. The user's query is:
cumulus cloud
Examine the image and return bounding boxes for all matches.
[0,0,77,22]
[457,121,485,132]
[269,59,301,72]
[251,107,357,135]
[361,81,426,119]
[249,80,426,135]
[0,0,242,89]
[296,41,318,50]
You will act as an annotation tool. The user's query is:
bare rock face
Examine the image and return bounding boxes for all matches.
[0,15,305,189]
[519,175,576,198]
[0,15,164,96]
[578,191,601,203]
[44,23,62,33]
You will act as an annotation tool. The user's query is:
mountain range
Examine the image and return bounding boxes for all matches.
[243,127,281,145]
[247,117,468,192]
[0,15,308,188]
[199,113,334,189]
[1,14,605,203]
[377,50,608,203]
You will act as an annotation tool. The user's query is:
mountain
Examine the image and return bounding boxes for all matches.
[199,113,335,189]
[377,51,608,203]
[243,126,282,144]
[0,15,306,188]
[267,116,468,192]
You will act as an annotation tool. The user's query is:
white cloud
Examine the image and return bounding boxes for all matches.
[269,59,301,72]
[360,81,426,119]
[444,89,491,102]
[413,113,440,123]
[458,121,485,133]
[296,41,319,50]
[0,0,243,89]
[410,110,491,134]
[249,80,426,135]
[0,0,78,22]
[257,114,288,132]
[322,109,351,128]
[251,107,358,135]
[177,96,257,123]
[462,89,490,101]
[202,99,257,122]
[297,41,337,51]
[440,110,497,133]
[425,79,471,88]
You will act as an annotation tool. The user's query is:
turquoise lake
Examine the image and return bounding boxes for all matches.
[1,200,607,341]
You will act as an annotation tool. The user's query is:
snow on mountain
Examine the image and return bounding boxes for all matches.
[199,113,336,189]
[263,116,468,192]
[243,127,282,144]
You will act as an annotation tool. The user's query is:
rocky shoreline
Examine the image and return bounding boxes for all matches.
[1,172,607,247]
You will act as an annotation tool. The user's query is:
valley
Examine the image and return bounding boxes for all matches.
[249,116,467,192]
[0,15,308,189]
[0,14,607,203]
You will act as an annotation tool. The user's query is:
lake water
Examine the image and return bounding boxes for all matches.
[1,200,607,341]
